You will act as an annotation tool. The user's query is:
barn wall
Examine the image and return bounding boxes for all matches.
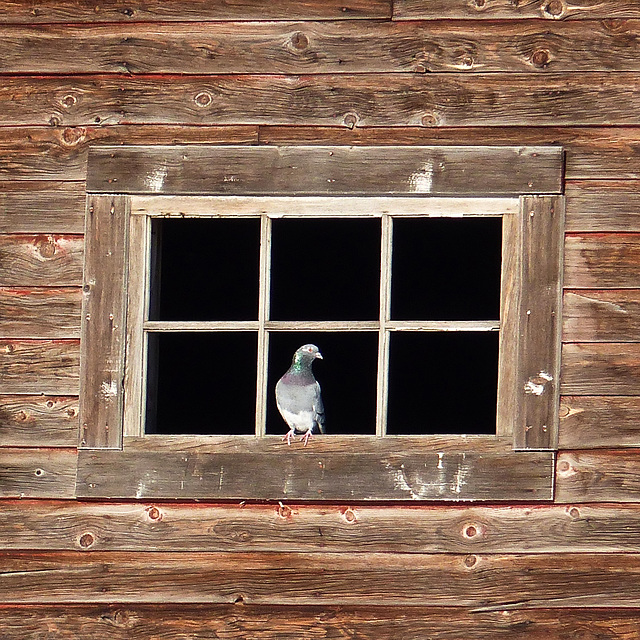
[1,1,640,636]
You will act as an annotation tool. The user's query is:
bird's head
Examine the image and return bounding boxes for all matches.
[293,344,323,366]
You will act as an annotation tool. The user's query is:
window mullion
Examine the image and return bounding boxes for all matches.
[255,214,272,437]
[376,214,393,437]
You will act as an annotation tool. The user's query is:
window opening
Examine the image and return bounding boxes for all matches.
[145,213,502,437]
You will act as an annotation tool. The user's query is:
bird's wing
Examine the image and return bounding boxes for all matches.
[313,381,325,434]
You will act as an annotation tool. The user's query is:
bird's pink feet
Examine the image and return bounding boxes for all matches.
[282,429,295,446]
[300,429,313,446]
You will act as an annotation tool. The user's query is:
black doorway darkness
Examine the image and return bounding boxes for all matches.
[147,217,501,436]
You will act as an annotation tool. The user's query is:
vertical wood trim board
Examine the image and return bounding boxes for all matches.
[78,195,130,449]
[514,195,565,450]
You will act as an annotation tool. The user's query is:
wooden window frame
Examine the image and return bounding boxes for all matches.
[77,145,565,501]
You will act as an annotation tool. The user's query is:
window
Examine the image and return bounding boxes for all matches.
[78,145,564,501]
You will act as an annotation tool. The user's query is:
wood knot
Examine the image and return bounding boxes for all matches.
[61,94,77,109]
[49,115,62,127]
[45,400,55,409]
[460,54,474,68]
[342,508,357,523]
[464,554,478,568]
[146,506,162,521]
[194,91,213,108]
[462,523,482,539]
[542,0,564,17]
[568,506,581,519]
[277,502,292,518]
[557,458,573,475]
[531,49,551,68]
[343,113,358,129]
[421,113,438,127]
[78,532,95,548]
[16,410,28,421]
[4,343,15,354]
[61,127,86,146]
[34,468,44,477]
[290,31,309,50]
[67,407,78,418]
[37,236,57,259]
[473,0,486,8]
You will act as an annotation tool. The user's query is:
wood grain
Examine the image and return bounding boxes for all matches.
[2,74,640,128]
[563,290,640,342]
[3,21,640,75]
[79,196,129,449]
[1,605,639,640]
[76,449,554,501]
[566,181,640,232]
[0,181,85,233]
[0,448,76,498]
[0,235,83,287]
[514,196,564,450]
[556,450,640,503]
[0,396,78,447]
[1,550,640,606]
[0,339,79,395]
[564,234,640,289]
[2,501,640,553]
[560,396,640,448]
[0,287,81,338]
[87,145,563,195]
[394,0,640,20]
[0,125,258,181]
[258,126,640,180]
[0,0,391,23]
[1,125,639,182]
[561,343,640,395]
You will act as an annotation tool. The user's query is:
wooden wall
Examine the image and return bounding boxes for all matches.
[1,1,640,636]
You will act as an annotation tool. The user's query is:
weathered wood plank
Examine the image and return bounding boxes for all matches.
[76,449,554,500]
[1,550,640,606]
[3,501,640,553]
[514,196,564,450]
[0,0,390,23]
[79,196,129,450]
[0,448,76,498]
[2,605,639,640]
[0,181,85,233]
[560,396,640,448]
[564,234,640,289]
[87,145,562,195]
[566,181,640,232]
[0,125,638,182]
[258,126,640,180]
[556,450,640,503]
[563,290,640,342]
[0,287,81,338]
[0,396,77,447]
[0,126,258,181]
[0,235,83,287]
[0,339,79,395]
[3,74,640,128]
[394,0,640,20]
[561,343,640,395]
[4,21,640,74]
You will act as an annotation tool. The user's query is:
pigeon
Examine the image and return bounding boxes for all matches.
[276,344,325,446]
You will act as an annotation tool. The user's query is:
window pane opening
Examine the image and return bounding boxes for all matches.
[386,331,499,435]
[150,218,260,321]
[270,218,381,321]
[391,217,502,321]
[266,331,378,436]
[146,332,257,435]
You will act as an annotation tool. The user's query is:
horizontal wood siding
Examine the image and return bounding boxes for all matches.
[1,606,639,640]
[1,550,640,606]
[0,449,76,498]
[1,74,640,128]
[1,501,640,553]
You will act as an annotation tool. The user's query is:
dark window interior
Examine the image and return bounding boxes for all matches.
[392,217,502,320]
[386,331,499,435]
[147,217,501,436]
[270,218,380,321]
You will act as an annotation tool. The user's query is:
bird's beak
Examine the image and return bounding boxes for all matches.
[316,352,323,359]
